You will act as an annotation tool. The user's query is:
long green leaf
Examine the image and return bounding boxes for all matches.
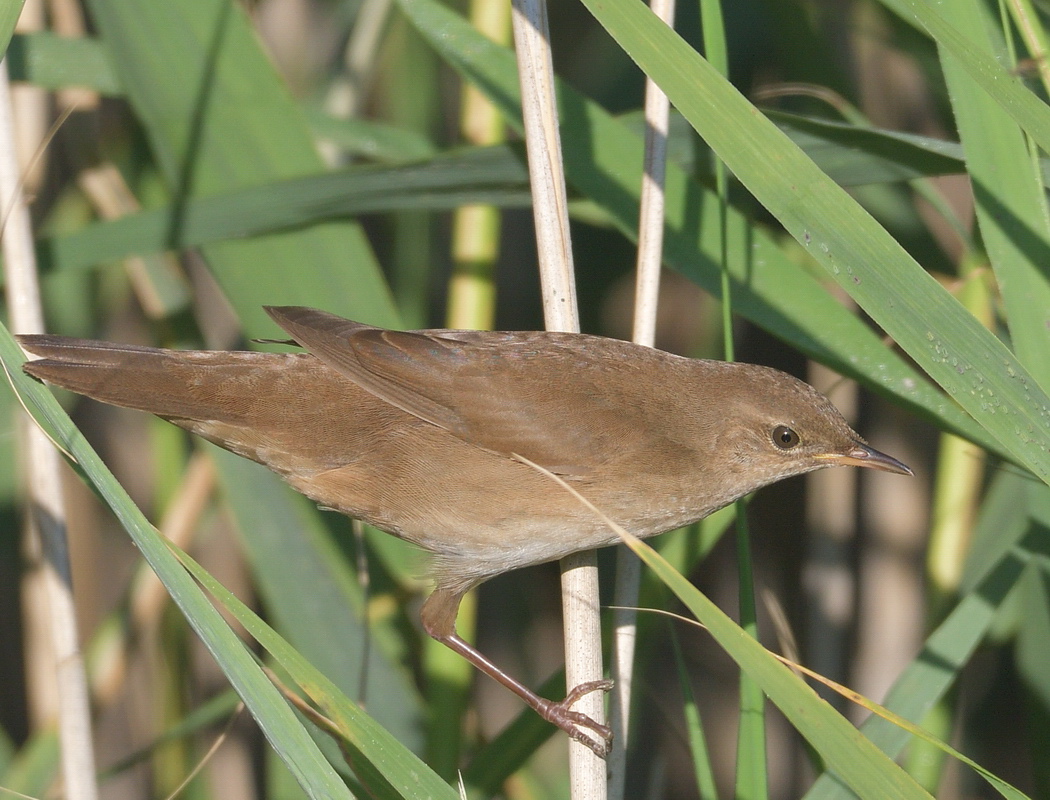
[0,730,58,799]
[37,147,531,276]
[622,535,933,799]
[938,0,1050,388]
[173,542,459,800]
[75,6,428,778]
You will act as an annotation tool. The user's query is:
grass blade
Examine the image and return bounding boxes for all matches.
[623,535,933,799]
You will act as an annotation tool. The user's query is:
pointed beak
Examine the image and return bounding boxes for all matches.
[815,443,913,476]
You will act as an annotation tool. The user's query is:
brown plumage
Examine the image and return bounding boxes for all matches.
[19,305,910,755]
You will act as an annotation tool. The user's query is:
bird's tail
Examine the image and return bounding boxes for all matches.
[19,335,263,424]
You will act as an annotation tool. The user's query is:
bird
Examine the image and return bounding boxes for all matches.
[19,305,911,756]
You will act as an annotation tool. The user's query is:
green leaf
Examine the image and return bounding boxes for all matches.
[37,146,531,278]
[1016,560,1050,797]
[0,730,59,799]
[0,1,26,60]
[6,32,122,94]
[174,542,459,800]
[763,111,966,186]
[623,534,933,799]
[937,0,1050,389]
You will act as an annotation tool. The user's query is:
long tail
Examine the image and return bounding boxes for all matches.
[18,333,400,486]
[19,335,271,423]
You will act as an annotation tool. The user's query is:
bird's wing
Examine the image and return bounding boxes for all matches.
[264,306,665,475]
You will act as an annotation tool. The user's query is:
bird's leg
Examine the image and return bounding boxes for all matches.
[435,631,614,755]
[421,587,614,757]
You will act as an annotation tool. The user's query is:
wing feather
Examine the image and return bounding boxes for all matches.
[264,306,684,476]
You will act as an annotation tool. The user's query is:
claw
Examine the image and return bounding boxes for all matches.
[564,678,615,706]
[541,679,615,757]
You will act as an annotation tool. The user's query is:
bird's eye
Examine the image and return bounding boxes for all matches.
[772,425,800,449]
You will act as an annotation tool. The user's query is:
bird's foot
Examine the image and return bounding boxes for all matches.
[540,679,615,757]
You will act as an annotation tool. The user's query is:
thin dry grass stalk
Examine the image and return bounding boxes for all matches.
[0,59,99,800]
[509,0,604,795]
[609,2,675,797]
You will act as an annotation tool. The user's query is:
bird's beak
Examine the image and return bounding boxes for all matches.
[815,443,913,476]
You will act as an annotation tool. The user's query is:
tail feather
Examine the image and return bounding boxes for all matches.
[17,334,396,482]
[19,335,277,423]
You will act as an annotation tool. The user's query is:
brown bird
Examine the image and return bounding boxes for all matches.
[19,306,911,756]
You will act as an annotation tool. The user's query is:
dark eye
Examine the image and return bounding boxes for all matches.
[772,425,800,449]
